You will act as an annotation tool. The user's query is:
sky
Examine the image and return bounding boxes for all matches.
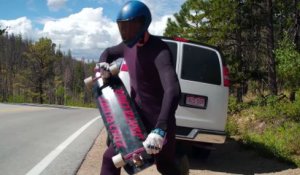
[0,0,185,60]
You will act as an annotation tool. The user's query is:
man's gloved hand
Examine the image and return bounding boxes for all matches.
[97,62,111,79]
[143,128,166,154]
[95,62,120,80]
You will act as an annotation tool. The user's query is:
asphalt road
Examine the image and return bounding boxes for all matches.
[0,103,102,175]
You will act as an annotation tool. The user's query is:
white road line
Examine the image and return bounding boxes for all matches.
[26,116,101,175]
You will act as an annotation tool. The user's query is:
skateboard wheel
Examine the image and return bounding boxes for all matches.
[84,76,93,87]
[112,153,126,168]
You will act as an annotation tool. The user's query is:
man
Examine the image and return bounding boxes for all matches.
[99,1,181,175]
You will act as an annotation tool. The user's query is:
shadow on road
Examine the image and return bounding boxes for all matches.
[187,138,297,175]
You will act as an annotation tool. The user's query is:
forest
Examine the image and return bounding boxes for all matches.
[163,0,300,166]
[1,0,299,105]
[0,30,95,106]
[1,0,300,166]
[164,0,300,102]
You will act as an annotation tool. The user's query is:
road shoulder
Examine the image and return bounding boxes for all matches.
[77,129,300,175]
[76,129,159,175]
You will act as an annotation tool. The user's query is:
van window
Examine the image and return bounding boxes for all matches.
[165,41,177,68]
[181,44,221,85]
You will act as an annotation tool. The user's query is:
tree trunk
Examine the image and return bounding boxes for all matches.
[266,0,278,95]
[289,91,296,102]
[294,0,300,51]
[39,79,44,104]
[236,0,244,103]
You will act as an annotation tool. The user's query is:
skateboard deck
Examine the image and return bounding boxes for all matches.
[92,76,154,174]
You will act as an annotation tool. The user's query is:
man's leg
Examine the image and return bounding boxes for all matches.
[155,128,181,175]
[100,144,121,175]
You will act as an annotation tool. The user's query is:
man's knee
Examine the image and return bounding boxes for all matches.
[103,148,113,161]
[101,147,120,175]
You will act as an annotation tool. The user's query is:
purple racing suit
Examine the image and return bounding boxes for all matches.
[99,35,181,175]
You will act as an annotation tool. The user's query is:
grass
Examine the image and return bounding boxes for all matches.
[4,94,96,108]
[226,93,300,167]
[242,122,300,166]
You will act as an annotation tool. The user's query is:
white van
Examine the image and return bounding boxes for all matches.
[118,37,229,150]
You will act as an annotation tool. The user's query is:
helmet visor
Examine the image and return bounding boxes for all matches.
[117,18,143,45]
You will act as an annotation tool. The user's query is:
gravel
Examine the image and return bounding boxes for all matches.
[76,129,299,175]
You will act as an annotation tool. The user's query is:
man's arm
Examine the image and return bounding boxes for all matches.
[143,49,180,154]
[154,49,181,130]
[99,42,124,63]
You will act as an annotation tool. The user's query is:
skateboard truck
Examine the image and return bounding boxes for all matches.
[132,153,144,167]
[84,62,120,88]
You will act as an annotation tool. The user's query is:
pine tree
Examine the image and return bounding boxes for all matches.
[164,0,284,98]
[23,38,56,104]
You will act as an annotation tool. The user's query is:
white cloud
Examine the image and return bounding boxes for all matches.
[41,7,120,59]
[36,17,57,26]
[149,15,174,36]
[0,17,36,39]
[1,0,185,60]
[47,0,67,11]
[39,6,176,59]
[141,0,185,36]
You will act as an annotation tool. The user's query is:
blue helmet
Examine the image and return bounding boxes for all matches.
[116,1,152,47]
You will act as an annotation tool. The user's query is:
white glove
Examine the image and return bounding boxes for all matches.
[143,128,166,155]
[97,62,111,79]
[95,62,120,79]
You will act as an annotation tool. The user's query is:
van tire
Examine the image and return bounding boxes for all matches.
[176,154,189,175]
[176,140,212,160]
[191,147,211,160]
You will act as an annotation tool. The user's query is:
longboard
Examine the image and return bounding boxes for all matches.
[85,69,154,174]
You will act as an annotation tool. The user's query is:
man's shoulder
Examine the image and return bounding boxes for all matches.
[150,35,163,42]
[149,35,168,48]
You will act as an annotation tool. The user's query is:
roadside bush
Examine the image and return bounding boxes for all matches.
[227,93,300,167]
[226,115,240,135]
[65,99,96,108]
[254,94,289,106]
[228,96,249,114]
[254,100,300,122]
[242,122,300,166]
[8,95,26,103]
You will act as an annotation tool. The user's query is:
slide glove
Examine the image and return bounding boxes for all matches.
[96,62,111,79]
[143,128,166,155]
[95,62,120,79]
